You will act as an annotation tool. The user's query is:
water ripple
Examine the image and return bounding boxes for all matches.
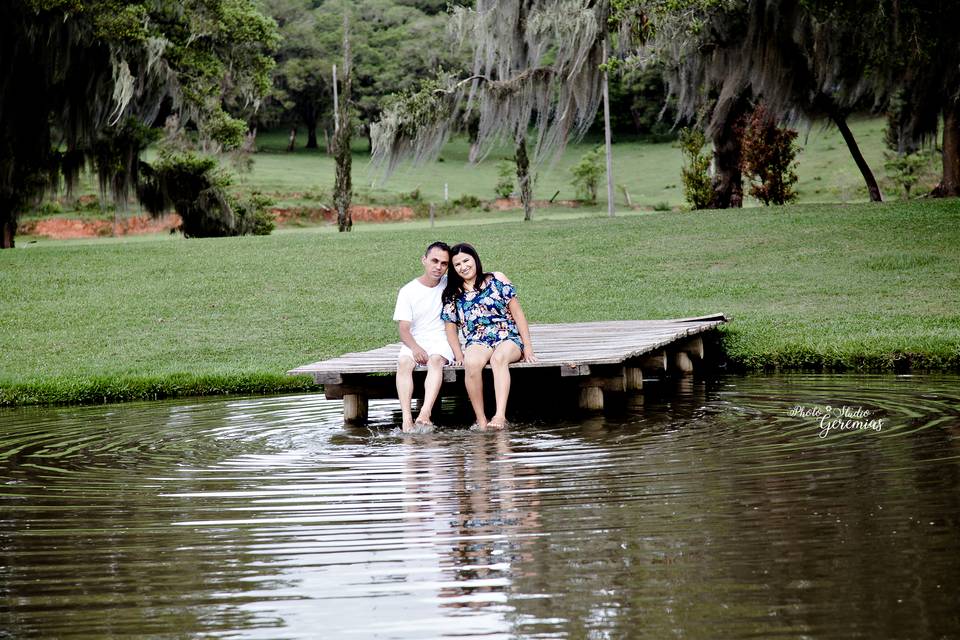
[1,374,959,639]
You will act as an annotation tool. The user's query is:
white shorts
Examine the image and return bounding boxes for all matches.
[398,336,455,364]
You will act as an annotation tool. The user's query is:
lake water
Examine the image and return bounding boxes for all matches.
[2,373,959,639]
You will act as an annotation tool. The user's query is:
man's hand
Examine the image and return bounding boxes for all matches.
[412,346,429,365]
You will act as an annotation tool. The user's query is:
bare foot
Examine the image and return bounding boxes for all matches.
[414,416,434,427]
[401,419,415,432]
[487,416,508,429]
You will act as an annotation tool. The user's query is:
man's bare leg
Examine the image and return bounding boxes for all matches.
[396,356,416,431]
[464,345,494,429]
[488,341,522,429]
[415,355,446,425]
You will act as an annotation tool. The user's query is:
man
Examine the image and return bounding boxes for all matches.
[393,241,454,432]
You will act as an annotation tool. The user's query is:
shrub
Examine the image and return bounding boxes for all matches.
[679,127,714,209]
[452,194,483,209]
[138,151,272,237]
[33,201,62,216]
[740,104,799,206]
[884,150,937,199]
[303,187,326,201]
[399,187,422,202]
[233,193,275,236]
[570,147,604,204]
[495,160,515,198]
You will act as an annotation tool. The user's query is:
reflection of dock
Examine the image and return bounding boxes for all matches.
[288,314,728,422]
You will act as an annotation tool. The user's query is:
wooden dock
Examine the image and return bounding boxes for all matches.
[288,314,728,422]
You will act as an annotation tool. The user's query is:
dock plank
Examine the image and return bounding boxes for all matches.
[288,314,728,379]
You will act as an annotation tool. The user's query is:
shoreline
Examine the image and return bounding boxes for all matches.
[3,339,958,408]
[3,199,958,408]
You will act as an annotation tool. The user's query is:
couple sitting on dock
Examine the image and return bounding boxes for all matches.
[393,241,538,432]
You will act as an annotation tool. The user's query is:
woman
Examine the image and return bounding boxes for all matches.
[441,243,537,429]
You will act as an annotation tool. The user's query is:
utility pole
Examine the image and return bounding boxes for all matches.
[602,37,615,218]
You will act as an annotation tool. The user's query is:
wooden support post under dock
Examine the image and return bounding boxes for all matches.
[624,366,643,391]
[343,394,368,422]
[674,336,705,375]
[288,314,728,423]
[579,386,604,410]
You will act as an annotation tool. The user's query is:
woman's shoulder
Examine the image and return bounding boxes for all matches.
[490,271,512,285]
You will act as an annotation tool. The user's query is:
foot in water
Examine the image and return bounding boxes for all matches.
[487,417,509,429]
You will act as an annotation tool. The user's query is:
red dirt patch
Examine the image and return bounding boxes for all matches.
[271,204,415,225]
[19,204,415,240]
[19,214,182,240]
[490,197,581,210]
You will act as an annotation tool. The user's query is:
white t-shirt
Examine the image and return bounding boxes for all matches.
[393,275,447,344]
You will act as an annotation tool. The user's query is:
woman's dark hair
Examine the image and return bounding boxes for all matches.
[443,243,492,305]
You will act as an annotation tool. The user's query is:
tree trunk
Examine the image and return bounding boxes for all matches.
[303,106,319,149]
[935,100,960,197]
[710,97,748,209]
[1,215,15,249]
[334,12,353,232]
[287,128,297,152]
[364,125,373,153]
[515,136,533,221]
[831,113,883,202]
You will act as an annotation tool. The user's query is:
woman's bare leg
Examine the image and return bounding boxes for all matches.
[463,344,494,428]
[488,341,522,429]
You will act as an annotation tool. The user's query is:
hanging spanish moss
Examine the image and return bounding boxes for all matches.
[372,0,622,177]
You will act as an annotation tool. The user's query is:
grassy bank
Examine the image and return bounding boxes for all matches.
[2,199,959,406]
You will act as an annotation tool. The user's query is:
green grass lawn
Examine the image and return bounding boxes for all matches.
[2,198,959,406]
[244,117,911,209]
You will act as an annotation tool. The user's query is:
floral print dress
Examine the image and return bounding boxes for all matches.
[441,274,523,351]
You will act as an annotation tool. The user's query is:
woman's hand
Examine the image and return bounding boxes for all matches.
[522,349,538,364]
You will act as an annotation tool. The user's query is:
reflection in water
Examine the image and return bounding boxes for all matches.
[1,374,959,638]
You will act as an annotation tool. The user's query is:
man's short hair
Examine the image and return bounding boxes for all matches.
[425,241,450,256]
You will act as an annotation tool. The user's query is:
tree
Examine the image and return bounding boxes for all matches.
[862,0,960,196]
[783,0,960,198]
[372,0,632,220]
[678,128,713,209]
[495,160,515,198]
[262,0,463,152]
[740,104,799,205]
[0,0,278,249]
[623,0,885,204]
[571,147,604,204]
[515,137,534,220]
[263,0,329,150]
[594,63,678,139]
